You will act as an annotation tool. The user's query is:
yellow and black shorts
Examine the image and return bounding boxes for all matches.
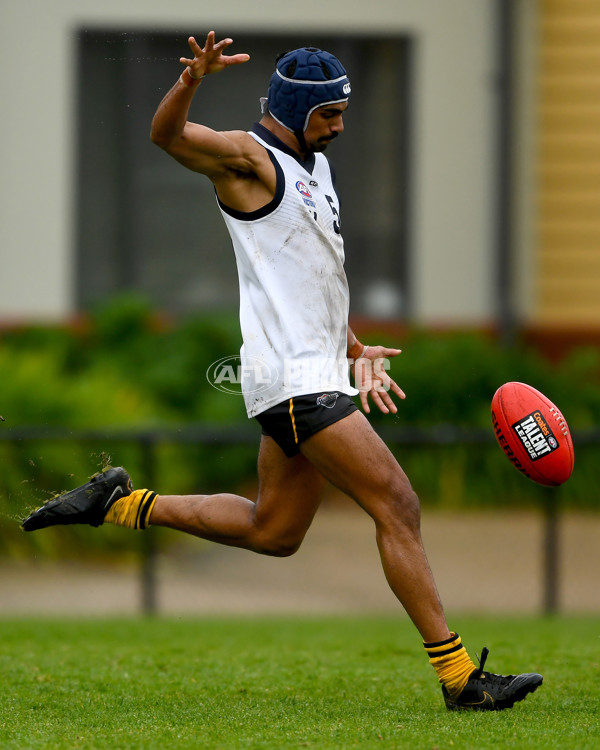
[255,391,357,457]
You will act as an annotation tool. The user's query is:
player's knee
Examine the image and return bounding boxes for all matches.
[396,486,421,527]
[377,483,421,532]
[254,530,303,557]
[259,540,302,557]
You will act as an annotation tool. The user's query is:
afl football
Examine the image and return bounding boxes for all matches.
[491,382,574,486]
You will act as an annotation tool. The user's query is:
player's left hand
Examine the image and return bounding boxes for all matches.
[350,346,405,415]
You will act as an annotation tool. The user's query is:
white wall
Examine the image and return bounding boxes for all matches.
[0,0,497,323]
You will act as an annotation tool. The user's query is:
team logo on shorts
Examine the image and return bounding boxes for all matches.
[316,393,339,409]
[296,181,316,208]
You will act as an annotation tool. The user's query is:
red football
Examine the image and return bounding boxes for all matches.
[491,382,574,486]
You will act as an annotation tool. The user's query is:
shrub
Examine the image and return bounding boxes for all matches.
[1,296,599,559]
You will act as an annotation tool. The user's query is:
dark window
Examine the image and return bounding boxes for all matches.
[76,30,412,318]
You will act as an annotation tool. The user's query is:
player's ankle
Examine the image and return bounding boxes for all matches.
[423,632,476,696]
[104,489,157,530]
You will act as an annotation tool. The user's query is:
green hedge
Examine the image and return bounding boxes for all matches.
[4,294,600,429]
[1,295,599,557]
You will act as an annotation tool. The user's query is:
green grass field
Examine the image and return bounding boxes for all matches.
[0,615,597,749]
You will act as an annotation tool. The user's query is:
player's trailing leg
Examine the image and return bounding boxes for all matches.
[425,635,543,710]
[21,467,157,532]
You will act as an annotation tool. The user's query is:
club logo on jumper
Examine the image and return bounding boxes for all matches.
[316,393,339,409]
[206,355,278,395]
[296,181,316,208]
[512,411,559,461]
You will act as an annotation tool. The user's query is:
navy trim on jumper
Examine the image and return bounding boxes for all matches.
[216,149,285,221]
[251,122,316,174]
[329,161,337,192]
[327,161,341,208]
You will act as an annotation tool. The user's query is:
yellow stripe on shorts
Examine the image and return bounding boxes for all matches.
[289,398,299,444]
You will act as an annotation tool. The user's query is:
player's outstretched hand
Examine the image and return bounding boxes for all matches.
[350,345,405,415]
[180,31,250,79]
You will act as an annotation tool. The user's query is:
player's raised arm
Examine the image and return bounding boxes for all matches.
[150,32,252,178]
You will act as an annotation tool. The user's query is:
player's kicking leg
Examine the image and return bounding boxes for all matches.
[21,467,156,531]
[147,437,325,554]
[21,437,325,553]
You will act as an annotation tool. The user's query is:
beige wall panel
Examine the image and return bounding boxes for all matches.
[536,0,600,325]
[0,0,496,323]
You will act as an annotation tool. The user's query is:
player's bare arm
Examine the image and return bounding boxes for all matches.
[150,32,276,211]
[347,327,405,415]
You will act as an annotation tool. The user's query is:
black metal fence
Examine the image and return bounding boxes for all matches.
[2,424,598,616]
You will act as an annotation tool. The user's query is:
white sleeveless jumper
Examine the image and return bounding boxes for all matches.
[218,123,358,417]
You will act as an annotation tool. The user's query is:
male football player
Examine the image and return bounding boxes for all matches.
[23,32,542,711]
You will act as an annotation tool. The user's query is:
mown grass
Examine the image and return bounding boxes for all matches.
[0,615,597,749]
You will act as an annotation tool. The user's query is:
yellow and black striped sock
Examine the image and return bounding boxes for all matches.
[424,632,477,697]
[104,489,158,530]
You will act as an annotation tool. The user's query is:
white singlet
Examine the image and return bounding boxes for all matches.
[217,123,358,418]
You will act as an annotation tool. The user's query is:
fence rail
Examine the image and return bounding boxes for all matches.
[2,423,599,616]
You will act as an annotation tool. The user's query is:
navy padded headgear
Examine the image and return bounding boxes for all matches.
[266,47,351,133]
